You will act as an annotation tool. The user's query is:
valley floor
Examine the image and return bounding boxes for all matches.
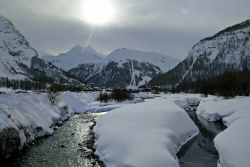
[0,90,249,167]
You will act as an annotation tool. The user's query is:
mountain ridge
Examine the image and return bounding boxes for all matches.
[42,45,104,71]
[149,19,250,87]
[67,47,180,88]
[105,48,179,72]
[41,45,180,88]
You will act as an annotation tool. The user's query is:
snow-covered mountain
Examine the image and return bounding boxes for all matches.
[105,48,179,72]
[149,19,250,86]
[68,48,180,88]
[0,15,80,84]
[0,15,38,79]
[42,45,104,71]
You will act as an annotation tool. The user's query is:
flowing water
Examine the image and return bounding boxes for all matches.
[177,111,226,167]
[1,104,226,167]
[1,113,105,167]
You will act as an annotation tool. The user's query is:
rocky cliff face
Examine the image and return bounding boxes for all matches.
[149,19,250,86]
[0,128,20,158]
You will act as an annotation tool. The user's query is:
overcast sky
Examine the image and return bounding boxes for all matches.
[1,0,250,60]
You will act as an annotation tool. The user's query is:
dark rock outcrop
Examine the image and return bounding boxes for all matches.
[0,128,20,158]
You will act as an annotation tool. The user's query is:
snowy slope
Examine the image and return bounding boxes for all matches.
[183,20,250,79]
[0,15,38,79]
[42,45,104,71]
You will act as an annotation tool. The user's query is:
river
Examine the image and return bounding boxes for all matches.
[177,111,226,167]
[1,113,105,167]
[1,104,226,167]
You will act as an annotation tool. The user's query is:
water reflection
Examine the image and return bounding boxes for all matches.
[177,112,226,167]
[1,113,105,167]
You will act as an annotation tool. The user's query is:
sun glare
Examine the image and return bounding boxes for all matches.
[84,0,114,25]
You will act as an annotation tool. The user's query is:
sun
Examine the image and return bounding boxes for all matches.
[83,0,114,25]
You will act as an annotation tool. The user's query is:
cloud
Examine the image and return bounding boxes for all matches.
[0,0,250,60]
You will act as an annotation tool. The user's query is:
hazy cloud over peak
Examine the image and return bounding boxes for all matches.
[1,0,250,60]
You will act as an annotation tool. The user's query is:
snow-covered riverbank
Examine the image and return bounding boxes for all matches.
[0,91,153,158]
[0,91,95,157]
[1,92,250,167]
[197,96,250,167]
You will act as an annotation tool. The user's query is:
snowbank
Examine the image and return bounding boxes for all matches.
[196,96,250,167]
[196,96,248,122]
[0,92,59,157]
[215,117,250,167]
[93,96,199,167]
[60,91,95,114]
[0,91,96,157]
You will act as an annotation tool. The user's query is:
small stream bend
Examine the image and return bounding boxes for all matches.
[177,111,226,167]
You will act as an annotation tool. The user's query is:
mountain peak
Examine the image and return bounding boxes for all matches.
[42,45,104,71]
[0,15,37,58]
[200,19,250,42]
[71,45,84,50]
[0,15,12,27]
[69,45,99,56]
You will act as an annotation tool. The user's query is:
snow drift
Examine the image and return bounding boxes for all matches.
[93,96,199,167]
